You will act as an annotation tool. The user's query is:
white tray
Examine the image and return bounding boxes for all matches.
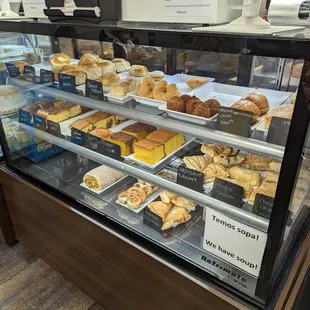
[254,89,293,109]
[128,91,166,108]
[105,92,133,104]
[80,175,128,194]
[116,191,160,213]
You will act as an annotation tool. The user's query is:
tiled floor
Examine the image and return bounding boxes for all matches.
[0,230,104,310]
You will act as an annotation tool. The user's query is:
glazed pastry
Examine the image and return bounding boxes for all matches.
[264,172,279,184]
[205,99,221,117]
[172,197,195,211]
[218,177,253,198]
[242,93,269,115]
[269,161,282,173]
[203,163,229,183]
[160,191,178,203]
[186,97,202,114]
[98,72,120,86]
[148,201,173,220]
[186,77,209,89]
[83,165,125,191]
[242,154,273,171]
[183,155,212,172]
[232,100,261,123]
[213,154,245,167]
[228,166,262,187]
[167,96,186,112]
[265,105,294,129]
[192,103,211,118]
[162,206,191,230]
[129,65,148,77]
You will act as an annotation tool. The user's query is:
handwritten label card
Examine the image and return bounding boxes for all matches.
[267,117,291,147]
[216,107,252,137]
[85,79,104,101]
[253,194,274,220]
[47,120,61,137]
[6,63,20,78]
[97,140,122,161]
[23,65,36,83]
[211,178,243,208]
[33,115,46,131]
[177,166,204,192]
[40,69,54,84]
[59,73,76,93]
[71,128,86,146]
[19,109,31,125]
[143,208,163,233]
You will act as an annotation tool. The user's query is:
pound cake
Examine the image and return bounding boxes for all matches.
[122,122,157,141]
[69,119,93,133]
[83,111,116,129]
[134,139,165,165]
[107,132,136,156]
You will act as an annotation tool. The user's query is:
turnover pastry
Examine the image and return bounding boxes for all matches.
[232,100,260,123]
[186,77,209,89]
[218,177,253,198]
[264,172,279,184]
[148,201,172,220]
[213,154,245,167]
[172,197,195,211]
[162,206,191,230]
[160,191,178,204]
[248,182,277,203]
[242,93,269,115]
[242,154,272,171]
[229,166,262,187]
[203,163,229,183]
[184,155,213,172]
[201,144,239,158]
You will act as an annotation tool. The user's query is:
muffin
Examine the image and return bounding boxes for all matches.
[167,96,186,112]
[205,99,221,117]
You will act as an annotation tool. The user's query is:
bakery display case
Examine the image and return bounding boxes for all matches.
[0,19,309,309]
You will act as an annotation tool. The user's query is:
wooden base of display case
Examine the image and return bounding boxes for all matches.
[0,167,244,310]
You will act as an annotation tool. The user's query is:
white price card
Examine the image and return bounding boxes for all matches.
[22,0,46,17]
[203,208,268,277]
[165,0,213,17]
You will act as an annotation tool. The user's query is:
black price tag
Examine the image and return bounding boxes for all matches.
[19,109,31,125]
[143,208,163,233]
[97,140,122,161]
[86,134,102,150]
[40,69,54,84]
[59,73,76,93]
[6,63,20,77]
[253,194,274,220]
[216,107,252,137]
[266,117,291,147]
[47,120,61,137]
[33,115,46,131]
[71,128,86,146]
[211,178,243,208]
[23,65,36,83]
[177,166,204,193]
[85,79,104,101]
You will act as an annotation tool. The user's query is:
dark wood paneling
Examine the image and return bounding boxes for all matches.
[0,168,241,310]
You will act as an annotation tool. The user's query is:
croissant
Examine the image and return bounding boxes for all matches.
[183,155,212,172]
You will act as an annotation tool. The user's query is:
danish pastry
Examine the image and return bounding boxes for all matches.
[184,155,212,172]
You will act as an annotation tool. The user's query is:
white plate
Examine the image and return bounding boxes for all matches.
[127,135,195,169]
[80,175,128,194]
[116,191,160,214]
[105,92,133,104]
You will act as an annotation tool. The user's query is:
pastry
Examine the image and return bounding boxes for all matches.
[129,65,148,77]
[70,119,93,133]
[203,163,229,183]
[228,166,262,187]
[133,139,165,165]
[78,62,102,80]
[155,80,168,89]
[83,111,116,129]
[157,171,173,181]
[264,172,279,184]
[140,185,154,196]
[61,70,87,86]
[108,132,136,156]
[127,195,145,209]
[213,154,245,167]
[249,182,277,203]
[118,191,130,204]
[127,187,147,202]
[115,115,128,125]
[98,72,119,86]
[148,201,173,220]
[232,100,261,123]
[143,76,156,91]
[137,81,153,98]
[162,206,191,230]
[80,53,100,62]
[83,165,125,191]
[13,61,30,73]
[201,144,238,158]
[111,81,131,97]
[183,155,212,172]
[153,88,169,101]
[160,191,178,204]
[166,84,180,99]
[122,122,157,141]
[269,161,282,173]
[242,93,269,115]
[97,59,116,73]
[172,197,195,211]
[61,102,82,118]
[264,105,294,129]
[167,96,185,112]
[90,128,112,139]
[205,99,221,117]
[112,58,131,73]
[218,177,253,198]
[46,106,70,123]
[50,53,70,70]
[186,97,202,114]
[192,103,211,118]
[242,154,272,171]
[61,64,78,72]
[180,95,192,103]
[146,129,185,155]
[149,71,164,81]
[186,77,209,89]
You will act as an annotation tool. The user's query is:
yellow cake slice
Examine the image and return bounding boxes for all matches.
[115,115,128,125]
[69,119,93,133]
[134,139,165,165]
[47,107,70,123]
[107,132,136,156]
[146,129,185,155]
[84,111,116,129]
[62,102,82,118]
[122,122,157,141]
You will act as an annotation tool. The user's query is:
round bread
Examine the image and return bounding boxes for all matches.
[98,72,119,86]
[129,65,149,77]
[186,98,202,114]
[242,93,269,115]
[264,105,294,129]
[50,53,70,70]
[167,96,185,112]
[80,53,100,62]
[143,76,156,91]
[78,57,98,66]
[205,99,221,117]
[193,103,211,118]
[232,100,260,123]
[166,84,180,99]
[97,60,116,73]
[149,71,164,81]
[180,95,192,103]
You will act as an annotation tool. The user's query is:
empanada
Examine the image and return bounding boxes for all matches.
[242,154,272,171]
[172,197,195,211]
[229,166,262,187]
[160,191,178,204]
[162,206,191,230]
[148,201,172,220]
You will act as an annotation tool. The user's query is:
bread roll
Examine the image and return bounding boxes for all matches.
[129,65,148,77]
[97,59,116,73]
[232,100,260,123]
[78,63,102,80]
[98,72,119,86]
[149,71,164,81]
[264,105,294,129]
[61,70,87,86]
[50,53,70,70]
[112,58,131,72]
[242,93,269,115]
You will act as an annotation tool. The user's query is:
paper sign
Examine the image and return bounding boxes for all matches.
[23,65,36,83]
[203,209,267,277]
[165,0,213,17]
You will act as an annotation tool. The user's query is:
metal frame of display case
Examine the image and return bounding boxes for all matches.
[0,19,309,307]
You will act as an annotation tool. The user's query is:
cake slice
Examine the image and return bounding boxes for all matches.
[122,122,157,141]
[134,139,165,165]
[115,115,128,125]
[62,102,82,118]
[70,119,93,133]
[84,111,116,129]
[90,128,112,139]
[47,106,70,123]
[107,132,136,156]
[146,129,185,155]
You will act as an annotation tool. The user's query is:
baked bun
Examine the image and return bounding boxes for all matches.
[98,72,120,86]
[232,100,260,123]
[205,99,221,117]
[193,103,211,118]
[97,59,116,73]
[149,71,164,81]
[112,58,131,73]
[155,80,168,89]
[61,64,78,72]
[180,95,192,103]
[186,77,209,89]
[50,53,70,70]
[242,93,269,115]
[13,61,30,73]
[167,96,185,112]
[186,97,202,114]
[80,53,100,62]
[264,105,294,129]
[129,65,149,77]
[78,63,102,80]
[166,84,180,99]
[78,57,98,66]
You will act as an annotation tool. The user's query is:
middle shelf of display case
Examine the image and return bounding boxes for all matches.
[18,122,269,232]
[11,78,284,160]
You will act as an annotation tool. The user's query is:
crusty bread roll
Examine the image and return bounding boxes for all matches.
[242,93,269,115]
[78,63,102,80]
[112,58,131,73]
[98,72,120,86]
[232,100,261,123]
[97,59,116,73]
[264,105,294,129]
[129,65,148,77]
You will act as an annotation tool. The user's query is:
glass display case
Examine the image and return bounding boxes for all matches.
[0,19,309,308]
